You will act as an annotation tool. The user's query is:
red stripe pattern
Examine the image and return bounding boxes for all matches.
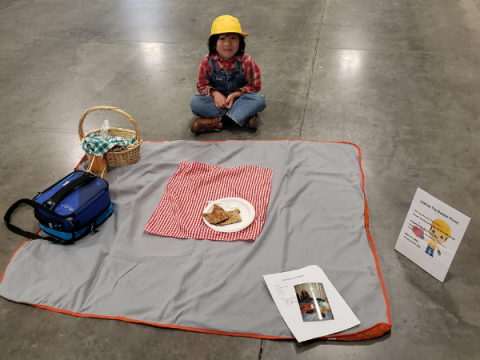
[144,161,273,241]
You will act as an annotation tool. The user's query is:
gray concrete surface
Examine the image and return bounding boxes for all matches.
[0,0,479,358]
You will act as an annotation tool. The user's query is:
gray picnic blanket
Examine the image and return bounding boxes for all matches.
[0,140,390,340]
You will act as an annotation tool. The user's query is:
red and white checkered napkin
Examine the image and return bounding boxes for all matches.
[144,161,273,241]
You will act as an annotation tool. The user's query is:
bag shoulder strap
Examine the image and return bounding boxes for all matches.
[4,199,67,244]
[44,171,96,209]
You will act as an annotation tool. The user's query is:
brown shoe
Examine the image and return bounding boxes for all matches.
[245,114,257,130]
[191,117,223,133]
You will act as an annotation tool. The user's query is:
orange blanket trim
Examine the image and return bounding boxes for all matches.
[3,139,391,341]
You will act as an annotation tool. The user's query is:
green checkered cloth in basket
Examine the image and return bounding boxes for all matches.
[82,133,136,157]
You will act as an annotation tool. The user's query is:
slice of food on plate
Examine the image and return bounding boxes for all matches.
[202,204,229,224]
[219,209,242,226]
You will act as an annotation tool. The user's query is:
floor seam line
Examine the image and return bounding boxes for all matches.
[0,0,25,14]
[299,0,327,140]
[258,339,265,360]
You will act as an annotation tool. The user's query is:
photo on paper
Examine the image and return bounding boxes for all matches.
[294,283,334,322]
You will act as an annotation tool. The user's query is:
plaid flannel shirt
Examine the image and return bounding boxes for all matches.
[197,52,262,96]
[82,134,136,157]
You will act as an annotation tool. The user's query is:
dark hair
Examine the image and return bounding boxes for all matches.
[208,33,246,57]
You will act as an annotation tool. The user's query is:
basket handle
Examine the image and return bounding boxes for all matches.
[78,106,141,142]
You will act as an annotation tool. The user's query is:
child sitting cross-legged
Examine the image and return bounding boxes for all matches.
[190,15,266,133]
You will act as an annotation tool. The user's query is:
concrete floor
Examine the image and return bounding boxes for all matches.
[1,0,479,358]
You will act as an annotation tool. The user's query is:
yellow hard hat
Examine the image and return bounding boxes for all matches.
[210,15,248,38]
[431,219,451,238]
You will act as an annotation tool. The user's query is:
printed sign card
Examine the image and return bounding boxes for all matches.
[395,188,470,282]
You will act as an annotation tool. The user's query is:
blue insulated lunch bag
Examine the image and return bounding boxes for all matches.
[4,170,113,244]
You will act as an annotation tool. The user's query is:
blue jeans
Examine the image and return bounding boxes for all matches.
[425,246,434,256]
[190,93,266,127]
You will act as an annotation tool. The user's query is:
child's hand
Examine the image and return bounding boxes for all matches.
[212,91,227,109]
[225,91,243,109]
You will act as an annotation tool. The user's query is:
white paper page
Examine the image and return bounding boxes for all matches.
[263,265,360,342]
[395,188,471,282]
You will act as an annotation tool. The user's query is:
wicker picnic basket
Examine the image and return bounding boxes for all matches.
[78,106,142,167]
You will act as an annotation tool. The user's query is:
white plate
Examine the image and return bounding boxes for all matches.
[202,197,255,233]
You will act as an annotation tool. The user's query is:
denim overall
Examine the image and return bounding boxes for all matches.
[190,58,266,126]
[210,58,245,97]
